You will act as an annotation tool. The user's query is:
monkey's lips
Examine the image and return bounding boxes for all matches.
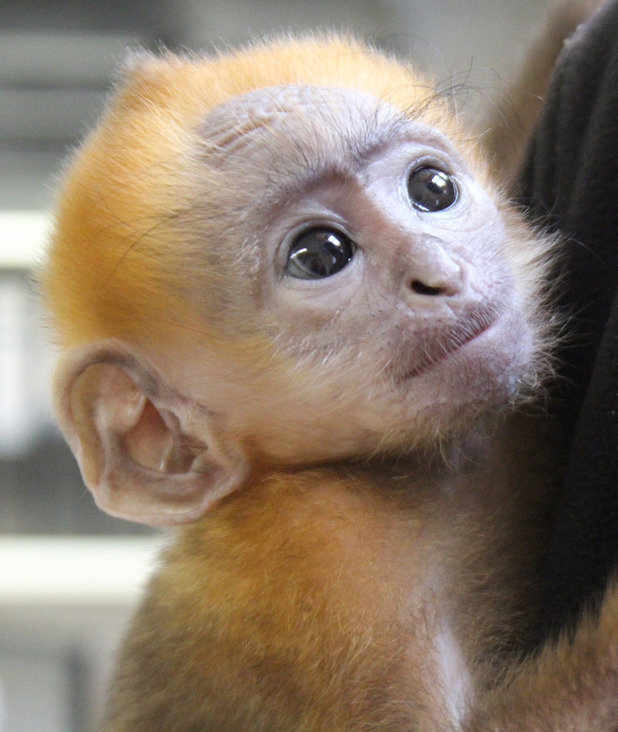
[396,305,507,381]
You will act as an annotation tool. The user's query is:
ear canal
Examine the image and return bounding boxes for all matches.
[53,343,248,525]
[124,397,201,474]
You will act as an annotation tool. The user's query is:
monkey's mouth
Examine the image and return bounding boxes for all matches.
[396,305,503,381]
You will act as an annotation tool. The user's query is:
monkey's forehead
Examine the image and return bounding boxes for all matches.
[197,84,457,186]
[200,85,396,151]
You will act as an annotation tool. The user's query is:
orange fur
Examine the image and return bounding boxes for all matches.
[103,457,549,731]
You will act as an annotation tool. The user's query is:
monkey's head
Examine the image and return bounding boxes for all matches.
[42,36,553,524]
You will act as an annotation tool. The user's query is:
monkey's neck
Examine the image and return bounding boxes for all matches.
[247,413,509,499]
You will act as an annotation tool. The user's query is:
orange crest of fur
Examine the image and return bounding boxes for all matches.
[42,35,461,350]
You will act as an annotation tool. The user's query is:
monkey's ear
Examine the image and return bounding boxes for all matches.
[52,341,248,525]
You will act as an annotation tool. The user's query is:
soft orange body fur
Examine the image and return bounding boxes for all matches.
[105,443,555,731]
[43,30,618,732]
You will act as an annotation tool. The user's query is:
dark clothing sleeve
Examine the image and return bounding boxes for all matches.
[517,0,618,631]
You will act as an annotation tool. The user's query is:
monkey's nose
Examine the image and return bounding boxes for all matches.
[402,235,464,300]
[396,233,465,304]
[406,261,463,299]
[410,279,449,297]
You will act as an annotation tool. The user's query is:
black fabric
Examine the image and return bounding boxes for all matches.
[517,0,618,631]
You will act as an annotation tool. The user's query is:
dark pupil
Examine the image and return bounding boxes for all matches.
[407,167,457,212]
[287,228,355,279]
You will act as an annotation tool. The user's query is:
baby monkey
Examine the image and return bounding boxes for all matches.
[43,34,618,731]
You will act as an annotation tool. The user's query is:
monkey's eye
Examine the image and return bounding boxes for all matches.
[407,166,457,212]
[286,227,355,279]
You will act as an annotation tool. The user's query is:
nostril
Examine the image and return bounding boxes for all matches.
[411,280,447,296]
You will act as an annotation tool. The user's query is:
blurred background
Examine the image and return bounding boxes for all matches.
[0,0,553,729]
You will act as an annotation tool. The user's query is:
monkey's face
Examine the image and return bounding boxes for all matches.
[44,44,554,522]
[165,85,547,461]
